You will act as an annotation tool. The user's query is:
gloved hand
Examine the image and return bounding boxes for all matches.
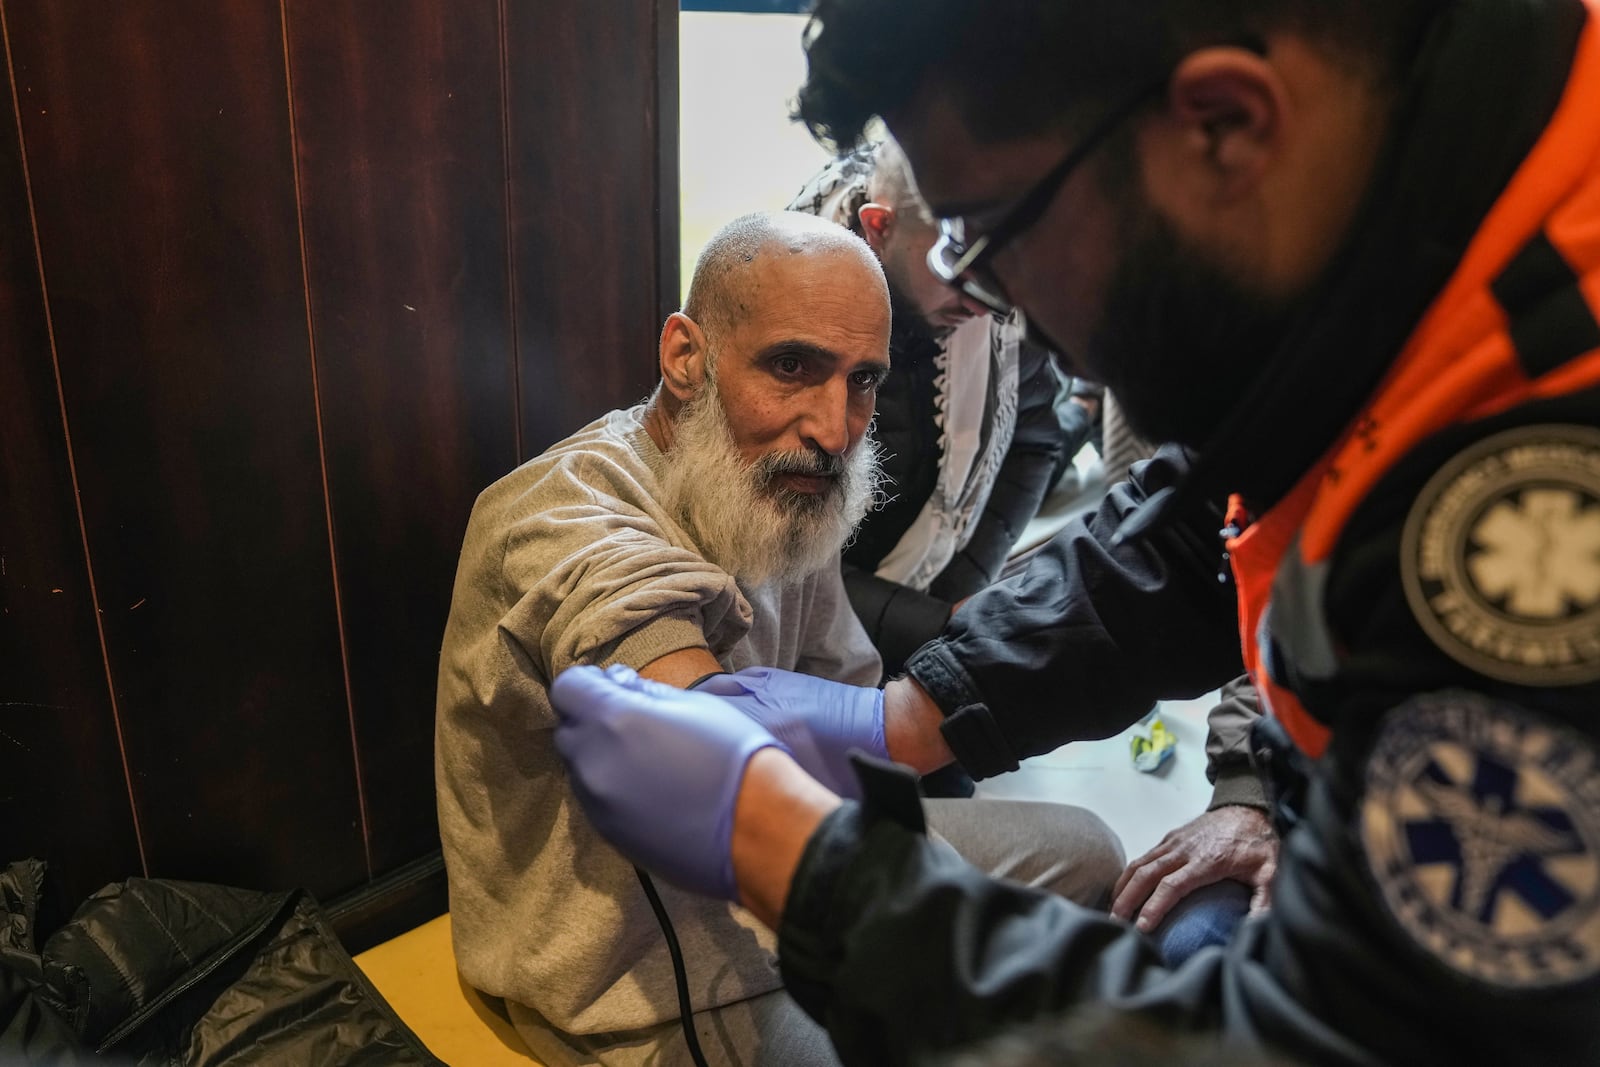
[550,663,788,900]
[693,667,885,798]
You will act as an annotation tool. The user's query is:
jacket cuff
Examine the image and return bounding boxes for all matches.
[1206,765,1270,812]
[778,755,927,1017]
[903,643,1020,781]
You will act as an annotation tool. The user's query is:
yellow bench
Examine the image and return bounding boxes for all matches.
[354,914,540,1065]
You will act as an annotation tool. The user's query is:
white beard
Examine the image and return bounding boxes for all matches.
[657,382,882,588]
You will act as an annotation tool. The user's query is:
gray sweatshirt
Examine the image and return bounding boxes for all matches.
[435,404,880,1034]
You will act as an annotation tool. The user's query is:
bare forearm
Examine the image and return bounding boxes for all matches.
[882,675,954,774]
[639,645,723,688]
[731,748,841,928]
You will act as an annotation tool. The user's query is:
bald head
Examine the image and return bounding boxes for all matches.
[683,210,886,346]
[649,210,891,585]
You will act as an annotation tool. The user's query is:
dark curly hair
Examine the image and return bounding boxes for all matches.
[795,0,1442,151]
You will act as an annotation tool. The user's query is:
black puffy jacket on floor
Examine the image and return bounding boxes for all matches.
[0,859,441,1065]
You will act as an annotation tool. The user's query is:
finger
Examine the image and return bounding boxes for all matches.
[549,664,615,717]
[1115,839,1176,899]
[1112,862,1136,902]
[1110,854,1184,921]
[1249,876,1274,915]
[693,672,759,698]
[603,663,639,684]
[551,665,679,724]
[1112,851,1159,901]
[1135,869,1211,933]
[600,663,685,699]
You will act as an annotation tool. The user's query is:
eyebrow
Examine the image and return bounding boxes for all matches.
[757,339,890,378]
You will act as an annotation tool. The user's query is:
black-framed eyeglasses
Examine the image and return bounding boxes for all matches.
[927,78,1168,316]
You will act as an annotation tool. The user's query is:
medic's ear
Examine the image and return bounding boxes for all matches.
[1162,44,1285,199]
[659,312,710,401]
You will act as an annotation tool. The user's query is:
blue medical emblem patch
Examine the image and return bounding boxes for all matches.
[1362,691,1600,988]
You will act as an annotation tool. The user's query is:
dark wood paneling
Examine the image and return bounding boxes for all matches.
[282,0,518,873]
[505,0,677,453]
[326,850,447,956]
[2,0,678,919]
[655,0,682,327]
[0,31,142,906]
[6,1,364,898]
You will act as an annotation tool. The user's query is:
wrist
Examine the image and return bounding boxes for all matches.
[732,748,840,928]
[882,675,955,774]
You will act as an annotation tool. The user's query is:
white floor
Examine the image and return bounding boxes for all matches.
[973,692,1218,862]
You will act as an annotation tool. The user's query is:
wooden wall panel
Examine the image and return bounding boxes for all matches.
[505,0,677,453]
[282,0,518,873]
[1,0,678,923]
[4,1,365,898]
[0,31,142,906]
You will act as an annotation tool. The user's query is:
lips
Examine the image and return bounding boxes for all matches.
[776,472,835,495]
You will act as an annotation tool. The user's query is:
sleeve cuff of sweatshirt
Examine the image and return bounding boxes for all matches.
[1206,765,1270,813]
[600,611,712,671]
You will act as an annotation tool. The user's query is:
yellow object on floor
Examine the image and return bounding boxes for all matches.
[1129,715,1178,774]
[354,913,540,1066]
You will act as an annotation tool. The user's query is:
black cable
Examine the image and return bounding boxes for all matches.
[635,865,713,1067]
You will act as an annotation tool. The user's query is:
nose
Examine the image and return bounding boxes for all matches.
[800,380,852,458]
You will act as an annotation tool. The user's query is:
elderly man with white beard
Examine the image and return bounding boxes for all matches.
[434,211,1124,1067]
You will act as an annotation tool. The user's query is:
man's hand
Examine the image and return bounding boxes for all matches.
[694,667,885,797]
[1111,805,1278,932]
[551,664,789,899]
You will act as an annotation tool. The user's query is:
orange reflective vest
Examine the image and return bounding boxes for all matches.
[1230,2,1600,759]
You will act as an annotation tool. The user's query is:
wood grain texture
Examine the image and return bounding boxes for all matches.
[2,0,679,917]
[282,0,518,872]
[505,0,676,455]
[5,0,365,897]
[0,16,142,904]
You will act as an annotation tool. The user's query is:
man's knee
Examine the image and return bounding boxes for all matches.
[1030,804,1124,909]
[925,798,1126,909]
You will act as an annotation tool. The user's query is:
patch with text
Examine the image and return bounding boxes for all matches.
[1363,691,1600,988]
[1401,423,1600,685]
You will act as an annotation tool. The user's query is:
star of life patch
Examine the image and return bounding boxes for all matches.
[1362,691,1600,989]
[1400,423,1600,686]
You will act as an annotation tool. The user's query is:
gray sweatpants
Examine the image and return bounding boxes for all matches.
[504,797,1125,1066]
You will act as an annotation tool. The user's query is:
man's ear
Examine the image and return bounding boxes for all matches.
[857,202,894,255]
[659,312,709,401]
[1159,46,1285,201]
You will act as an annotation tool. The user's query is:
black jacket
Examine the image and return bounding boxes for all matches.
[843,311,1072,677]
[0,859,439,1065]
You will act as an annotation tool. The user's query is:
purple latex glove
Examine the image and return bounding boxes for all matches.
[551,663,788,900]
[693,667,885,798]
